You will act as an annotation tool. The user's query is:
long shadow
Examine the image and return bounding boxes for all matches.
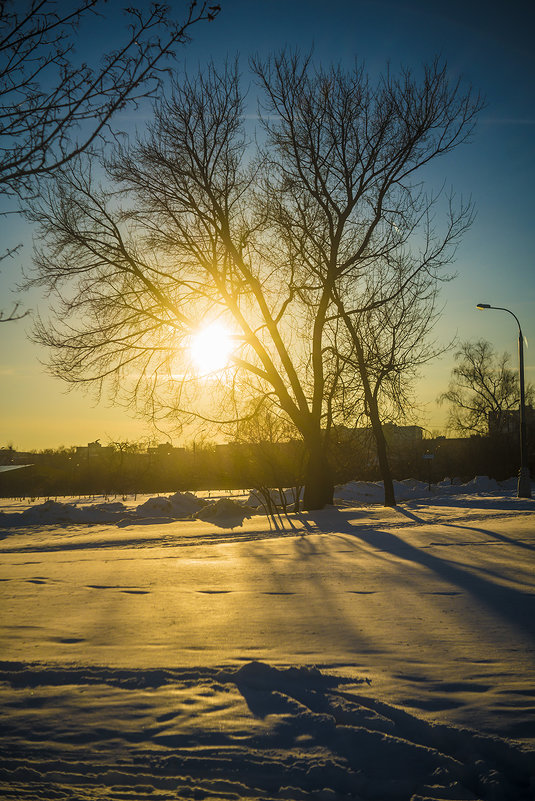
[395,507,426,524]
[441,521,535,553]
[244,527,379,656]
[306,508,535,642]
[396,506,535,553]
[408,495,535,512]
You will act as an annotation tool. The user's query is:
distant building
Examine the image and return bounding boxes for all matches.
[0,448,33,465]
[381,423,423,443]
[332,423,423,447]
[147,443,186,457]
[75,440,114,459]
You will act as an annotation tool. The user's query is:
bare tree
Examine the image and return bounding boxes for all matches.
[253,52,481,504]
[26,55,481,508]
[439,339,534,436]
[329,267,448,501]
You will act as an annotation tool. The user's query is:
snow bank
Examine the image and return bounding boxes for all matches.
[3,499,129,525]
[193,497,257,528]
[335,480,386,502]
[136,490,204,517]
[334,474,526,503]
[0,491,214,527]
[0,476,531,528]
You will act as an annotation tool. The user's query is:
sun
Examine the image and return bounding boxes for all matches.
[190,322,234,374]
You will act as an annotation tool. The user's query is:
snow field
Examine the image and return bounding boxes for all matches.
[0,478,534,799]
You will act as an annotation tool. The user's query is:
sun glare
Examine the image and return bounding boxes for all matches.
[190,322,234,374]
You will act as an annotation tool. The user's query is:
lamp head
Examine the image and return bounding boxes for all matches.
[477,303,491,310]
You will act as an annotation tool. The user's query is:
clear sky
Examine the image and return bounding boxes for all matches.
[1,0,534,450]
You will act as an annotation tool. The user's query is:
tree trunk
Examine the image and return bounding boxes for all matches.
[367,396,396,507]
[353,342,396,506]
[333,299,396,507]
[302,436,334,510]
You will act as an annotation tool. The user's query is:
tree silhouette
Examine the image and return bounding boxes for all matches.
[0,0,220,196]
[252,53,480,505]
[26,55,481,508]
[439,339,534,436]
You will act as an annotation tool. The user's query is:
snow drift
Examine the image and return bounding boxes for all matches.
[0,660,533,801]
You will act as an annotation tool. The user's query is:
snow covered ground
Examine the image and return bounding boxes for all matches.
[0,477,534,800]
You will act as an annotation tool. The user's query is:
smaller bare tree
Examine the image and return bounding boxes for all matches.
[331,266,448,503]
[438,339,534,435]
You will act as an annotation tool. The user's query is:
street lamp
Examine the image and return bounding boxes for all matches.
[476,303,531,498]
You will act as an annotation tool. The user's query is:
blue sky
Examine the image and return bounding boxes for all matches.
[1,0,534,449]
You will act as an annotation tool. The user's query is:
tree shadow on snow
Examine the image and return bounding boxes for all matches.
[305,508,535,643]
[222,661,535,800]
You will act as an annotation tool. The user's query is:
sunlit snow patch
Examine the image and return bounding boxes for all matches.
[135,491,205,518]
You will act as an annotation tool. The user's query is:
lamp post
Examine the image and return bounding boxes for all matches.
[476,303,531,498]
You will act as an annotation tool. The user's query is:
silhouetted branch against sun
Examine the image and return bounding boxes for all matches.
[27,52,481,509]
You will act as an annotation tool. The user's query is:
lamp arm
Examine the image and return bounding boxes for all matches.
[488,306,522,337]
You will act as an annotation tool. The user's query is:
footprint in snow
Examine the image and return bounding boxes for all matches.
[51,637,85,644]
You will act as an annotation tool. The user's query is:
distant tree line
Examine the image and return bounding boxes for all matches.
[1,427,531,499]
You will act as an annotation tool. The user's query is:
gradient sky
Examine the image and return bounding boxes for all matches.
[1,0,534,450]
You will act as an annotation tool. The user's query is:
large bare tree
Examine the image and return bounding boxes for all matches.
[26,55,481,508]
[253,53,480,504]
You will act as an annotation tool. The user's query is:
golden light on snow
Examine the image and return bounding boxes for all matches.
[190,322,234,374]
